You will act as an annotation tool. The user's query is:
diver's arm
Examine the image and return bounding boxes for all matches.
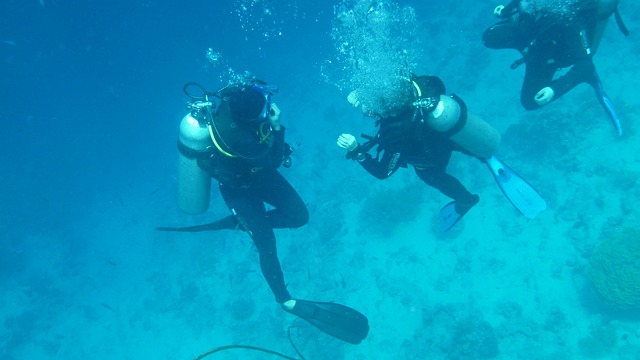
[349,147,401,180]
[337,133,400,179]
[355,149,402,180]
[269,126,286,168]
[264,103,286,168]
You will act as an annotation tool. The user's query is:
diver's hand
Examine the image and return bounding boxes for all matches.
[337,133,358,151]
[269,103,282,131]
[493,5,505,17]
[347,90,360,108]
[534,87,555,106]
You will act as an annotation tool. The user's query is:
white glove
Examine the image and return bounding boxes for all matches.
[347,90,360,108]
[493,5,505,17]
[269,103,282,130]
[534,87,555,106]
[337,133,358,151]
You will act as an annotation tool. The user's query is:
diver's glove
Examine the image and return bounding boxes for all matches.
[337,133,358,151]
[269,103,282,131]
[347,91,360,108]
[534,87,555,106]
[494,5,505,18]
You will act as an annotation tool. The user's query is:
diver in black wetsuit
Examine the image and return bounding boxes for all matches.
[159,80,370,344]
[198,82,308,304]
[337,76,499,227]
[482,0,627,134]
[342,112,479,213]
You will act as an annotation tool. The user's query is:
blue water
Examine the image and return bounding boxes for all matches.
[1,0,639,359]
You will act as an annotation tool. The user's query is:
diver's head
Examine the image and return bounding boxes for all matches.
[220,80,278,125]
[351,75,445,122]
[408,75,445,116]
[348,77,415,120]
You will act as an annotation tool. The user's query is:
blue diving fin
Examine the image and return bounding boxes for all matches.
[594,70,622,136]
[485,156,546,219]
[439,201,460,232]
[438,194,479,232]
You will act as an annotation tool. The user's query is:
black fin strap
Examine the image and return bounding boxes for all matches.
[440,95,468,138]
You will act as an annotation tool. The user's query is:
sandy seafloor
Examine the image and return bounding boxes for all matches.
[1,1,640,359]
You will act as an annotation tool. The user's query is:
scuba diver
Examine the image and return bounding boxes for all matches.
[157,79,369,345]
[337,75,546,231]
[482,0,629,135]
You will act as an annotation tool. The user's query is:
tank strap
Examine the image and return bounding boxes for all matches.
[177,140,213,160]
[440,94,468,138]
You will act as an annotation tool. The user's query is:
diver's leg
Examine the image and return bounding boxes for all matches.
[258,170,309,229]
[414,144,478,208]
[415,167,478,208]
[220,183,291,303]
[482,20,526,51]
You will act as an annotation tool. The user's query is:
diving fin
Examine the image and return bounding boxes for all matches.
[438,194,479,232]
[156,216,238,233]
[282,299,369,345]
[156,223,219,232]
[439,201,460,232]
[594,73,622,136]
[485,156,546,219]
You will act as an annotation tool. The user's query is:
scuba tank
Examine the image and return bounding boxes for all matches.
[426,95,500,158]
[177,113,212,215]
[176,85,216,215]
[410,76,500,158]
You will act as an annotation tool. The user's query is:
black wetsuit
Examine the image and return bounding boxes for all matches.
[348,101,477,207]
[197,102,308,304]
[482,0,600,110]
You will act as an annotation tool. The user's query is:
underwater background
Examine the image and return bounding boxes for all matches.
[1,0,639,359]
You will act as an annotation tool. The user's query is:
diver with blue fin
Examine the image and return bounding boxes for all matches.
[483,0,628,135]
[158,79,369,345]
[338,75,546,232]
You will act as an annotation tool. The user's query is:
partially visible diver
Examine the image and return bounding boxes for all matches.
[158,79,369,344]
[337,75,546,231]
[483,0,629,135]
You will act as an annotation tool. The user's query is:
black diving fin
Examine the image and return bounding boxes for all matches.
[156,223,220,232]
[484,156,546,219]
[156,216,238,233]
[282,299,369,345]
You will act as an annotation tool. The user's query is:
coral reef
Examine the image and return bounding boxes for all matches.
[448,316,500,360]
[578,322,618,358]
[588,228,640,310]
[357,182,425,236]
